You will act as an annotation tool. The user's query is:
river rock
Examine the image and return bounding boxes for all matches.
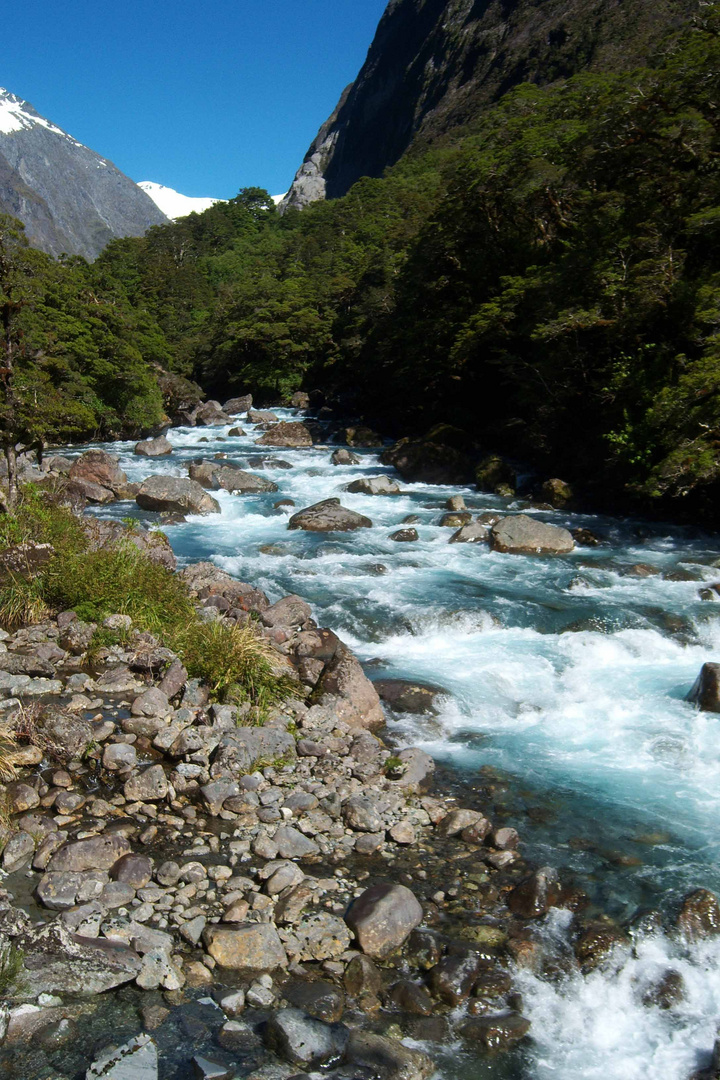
[124,765,169,802]
[381,427,475,484]
[288,498,372,532]
[248,409,279,423]
[262,594,312,629]
[346,476,401,495]
[48,834,132,873]
[195,400,232,425]
[256,421,312,447]
[343,796,385,832]
[0,541,55,579]
[677,889,720,941]
[223,395,253,414]
[541,478,573,507]
[450,522,489,544]
[313,641,385,729]
[210,727,296,778]
[111,853,153,889]
[345,882,424,958]
[429,951,481,1005]
[687,664,720,712]
[374,679,442,714]
[459,1012,531,1051]
[507,867,561,918]
[387,748,435,792]
[6,781,40,813]
[491,515,574,555]
[69,450,128,496]
[86,1032,158,1080]
[136,476,220,515]
[17,922,141,996]
[135,435,172,457]
[2,831,35,871]
[264,1008,348,1067]
[331,449,360,465]
[345,1031,434,1080]
[204,923,288,970]
[273,825,320,859]
[81,517,177,570]
[390,528,419,542]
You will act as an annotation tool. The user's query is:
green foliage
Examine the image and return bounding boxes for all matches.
[0,490,292,708]
[0,942,24,996]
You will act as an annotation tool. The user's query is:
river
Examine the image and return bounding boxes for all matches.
[76,408,720,1080]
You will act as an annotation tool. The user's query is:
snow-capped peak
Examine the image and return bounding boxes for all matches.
[0,87,83,146]
[138,182,221,220]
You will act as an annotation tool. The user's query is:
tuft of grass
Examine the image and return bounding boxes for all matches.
[0,575,50,631]
[0,942,25,996]
[177,619,294,708]
[0,722,21,783]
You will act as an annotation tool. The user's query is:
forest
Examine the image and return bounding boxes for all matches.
[4,10,720,520]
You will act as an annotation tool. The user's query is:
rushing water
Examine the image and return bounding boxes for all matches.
[78,409,720,1080]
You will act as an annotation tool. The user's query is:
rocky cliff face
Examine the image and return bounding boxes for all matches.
[0,88,168,259]
[284,0,697,209]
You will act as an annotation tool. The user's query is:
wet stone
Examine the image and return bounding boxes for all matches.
[264,1007,349,1067]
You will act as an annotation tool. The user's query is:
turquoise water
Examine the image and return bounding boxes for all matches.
[81,411,720,1079]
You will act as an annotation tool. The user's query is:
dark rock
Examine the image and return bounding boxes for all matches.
[389,980,435,1016]
[507,868,561,918]
[574,922,627,971]
[688,665,720,713]
[289,498,372,532]
[381,428,474,484]
[642,968,685,1009]
[344,954,384,1008]
[345,1031,434,1080]
[223,395,253,414]
[48,833,132,873]
[440,511,472,527]
[459,1011,530,1051]
[345,882,424,958]
[540,478,573,507]
[677,889,720,941]
[111,853,153,889]
[449,522,489,544]
[374,679,442,714]
[81,517,177,570]
[390,529,418,542]
[0,541,54,579]
[264,1008,349,1067]
[284,979,346,1023]
[429,952,482,1005]
[475,454,516,493]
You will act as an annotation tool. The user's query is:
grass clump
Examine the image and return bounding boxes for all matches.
[0,486,292,710]
[0,943,25,996]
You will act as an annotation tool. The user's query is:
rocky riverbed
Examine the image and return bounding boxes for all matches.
[1,398,720,1080]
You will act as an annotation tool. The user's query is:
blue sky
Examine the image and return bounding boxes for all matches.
[2,0,389,197]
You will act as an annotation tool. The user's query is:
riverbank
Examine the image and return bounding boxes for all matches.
[1,401,720,1080]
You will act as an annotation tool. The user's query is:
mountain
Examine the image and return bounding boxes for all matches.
[139,181,221,221]
[0,88,168,259]
[284,0,698,209]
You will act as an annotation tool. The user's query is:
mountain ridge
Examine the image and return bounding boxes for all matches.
[284,0,699,209]
[0,87,168,259]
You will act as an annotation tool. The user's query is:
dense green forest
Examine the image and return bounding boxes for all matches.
[5,10,720,520]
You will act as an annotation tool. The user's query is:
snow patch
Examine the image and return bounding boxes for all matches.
[0,87,83,146]
[138,181,222,220]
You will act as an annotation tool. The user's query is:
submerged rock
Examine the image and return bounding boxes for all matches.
[17,922,141,996]
[373,679,442,714]
[86,1032,158,1080]
[264,1007,348,1066]
[507,867,561,918]
[381,428,474,484]
[491,515,574,555]
[289,498,372,532]
[449,521,489,544]
[677,889,720,941]
[345,1031,434,1080]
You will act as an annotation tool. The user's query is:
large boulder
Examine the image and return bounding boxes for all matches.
[475,454,517,493]
[248,409,279,423]
[134,435,172,458]
[687,664,720,712]
[136,476,220,515]
[381,426,475,484]
[540,477,573,508]
[345,1031,434,1080]
[68,450,128,496]
[289,498,372,532]
[204,923,288,970]
[490,515,574,555]
[262,595,313,629]
[210,727,296,778]
[47,834,132,873]
[346,476,401,495]
[214,466,278,494]
[195,400,231,426]
[449,522,489,544]
[36,707,94,760]
[224,394,253,414]
[373,679,442,715]
[313,642,385,730]
[331,449,360,466]
[345,883,424,958]
[256,421,313,448]
[15,922,141,997]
